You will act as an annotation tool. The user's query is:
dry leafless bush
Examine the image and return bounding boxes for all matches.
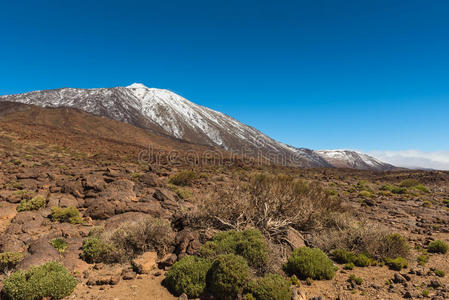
[188,172,345,241]
[309,217,385,255]
[101,217,175,262]
[310,217,409,259]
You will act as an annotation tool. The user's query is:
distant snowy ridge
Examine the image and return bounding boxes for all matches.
[317,150,395,171]
[0,83,395,170]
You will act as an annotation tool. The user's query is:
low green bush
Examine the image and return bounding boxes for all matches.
[200,229,267,268]
[244,273,291,300]
[391,187,407,194]
[359,191,374,198]
[399,179,420,188]
[206,254,250,300]
[344,262,355,270]
[168,170,199,186]
[331,249,355,264]
[164,256,212,298]
[414,184,429,193]
[353,253,373,267]
[428,240,448,254]
[385,257,408,271]
[422,201,432,208]
[381,185,407,194]
[434,269,445,277]
[331,249,373,267]
[80,237,111,263]
[0,252,24,273]
[1,261,77,300]
[284,247,335,280]
[50,206,83,224]
[349,274,363,285]
[417,253,429,266]
[168,185,193,199]
[50,238,68,253]
[290,274,299,286]
[243,294,256,300]
[16,195,46,212]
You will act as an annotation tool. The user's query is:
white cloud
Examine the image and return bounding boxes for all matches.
[368,150,449,170]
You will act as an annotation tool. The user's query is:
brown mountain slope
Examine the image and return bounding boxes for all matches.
[0,102,234,165]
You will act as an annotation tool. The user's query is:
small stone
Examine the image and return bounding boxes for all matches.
[132,251,157,274]
[393,273,406,284]
[429,280,441,288]
[158,253,177,269]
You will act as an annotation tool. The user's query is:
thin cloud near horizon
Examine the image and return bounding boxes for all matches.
[368,150,449,171]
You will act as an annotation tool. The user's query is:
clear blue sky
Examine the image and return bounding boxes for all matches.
[1,0,448,155]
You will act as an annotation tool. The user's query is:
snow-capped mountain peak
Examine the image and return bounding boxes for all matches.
[127,83,149,89]
[0,84,395,170]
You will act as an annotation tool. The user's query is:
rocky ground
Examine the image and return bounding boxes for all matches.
[1,113,449,300]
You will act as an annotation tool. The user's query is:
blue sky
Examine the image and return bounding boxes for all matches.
[1,1,448,167]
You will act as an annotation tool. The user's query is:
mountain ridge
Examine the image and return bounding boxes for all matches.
[0,84,395,170]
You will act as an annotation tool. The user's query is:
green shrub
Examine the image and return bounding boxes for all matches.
[414,184,429,193]
[164,256,212,298]
[0,252,23,273]
[290,274,299,286]
[422,289,429,297]
[50,206,83,224]
[331,249,355,264]
[245,273,291,300]
[348,274,363,285]
[284,247,335,280]
[50,207,83,224]
[168,185,193,199]
[422,201,432,208]
[344,262,355,270]
[434,269,445,277]
[305,277,313,285]
[331,249,372,267]
[428,240,448,254]
[243,294,256,300]
[380,185,407,194]
[206,254,250,300]
[168,170,199,186]
[379,233,410,259]
[417,253,429,266]
[326,189,338,196]
[200,229,267,268]
[12,182,23,189]
[50,238,68,253]
[1,261,76,300]
[16,196,46,212]
[399,179,420,188]
[80,237,111,263]
[391,187,407,194]
[353,254,373,267]
[359,191,374,198]
[385,257,408,271]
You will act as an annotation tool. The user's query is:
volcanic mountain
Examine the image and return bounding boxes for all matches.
[0,84,394,170]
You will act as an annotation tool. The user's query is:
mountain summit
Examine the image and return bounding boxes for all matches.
[0,84,394,170]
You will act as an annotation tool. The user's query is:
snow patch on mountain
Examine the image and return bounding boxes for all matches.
[316,150,394,171]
